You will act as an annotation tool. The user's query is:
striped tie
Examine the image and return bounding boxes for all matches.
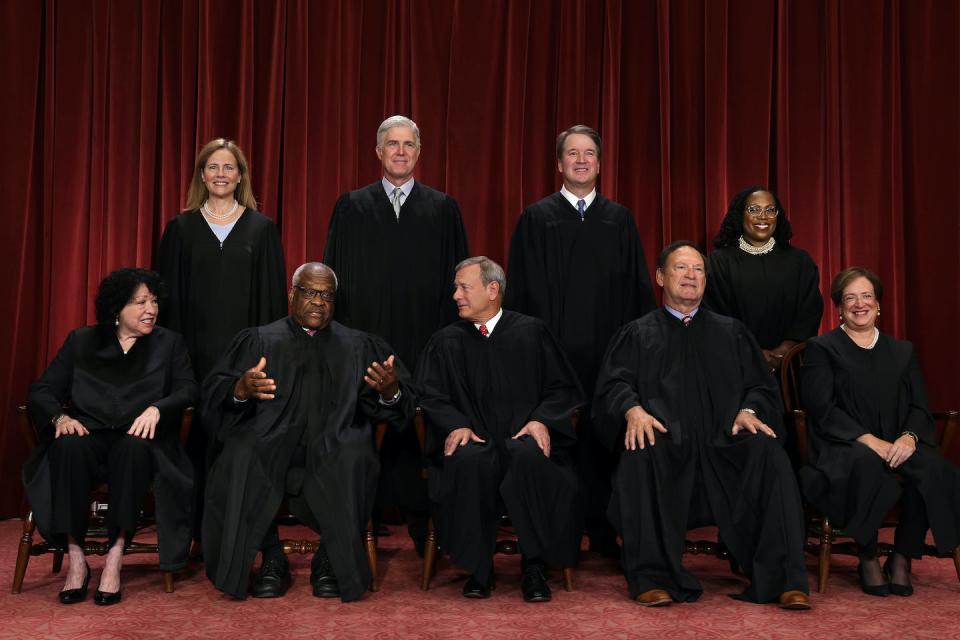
[391,187,403,218]
[577,198,586,221]
[682,315,692,327]
[478,323,489,337]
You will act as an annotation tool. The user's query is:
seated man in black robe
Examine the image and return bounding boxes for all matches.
[593,241,811,610]
[201,262,413,601]
[417,256,584,602]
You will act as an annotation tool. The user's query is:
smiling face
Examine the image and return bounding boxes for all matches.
[376,125,420,186]
[116,284,158,337]
[656,246,706,311]
[201,148,241,200]
[557,133,600,194]
[452,264,500,323]
[289,268,337,330]
[741,190,779,246]
[839,276,879,331]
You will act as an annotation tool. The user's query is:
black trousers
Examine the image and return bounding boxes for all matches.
[45,430,154,544]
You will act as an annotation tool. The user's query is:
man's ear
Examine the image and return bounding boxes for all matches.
[655,268,664,287]
[488,281,501,301]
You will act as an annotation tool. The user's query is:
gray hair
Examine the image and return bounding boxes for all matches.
[556,124,602,160]
[376,115,421,148]
[291,262,339,290]
[455,256,506,297]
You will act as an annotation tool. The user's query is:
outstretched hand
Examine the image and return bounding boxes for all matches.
[233,356,276,401]
[731,410,777,438]
[363,355,400,401]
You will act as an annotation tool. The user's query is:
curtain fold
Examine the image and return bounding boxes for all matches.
[0,0,957,517]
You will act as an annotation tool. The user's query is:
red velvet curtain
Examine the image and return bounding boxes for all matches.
[1,0,957,517]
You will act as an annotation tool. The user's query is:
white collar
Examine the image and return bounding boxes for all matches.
[474,307,503,337]
[560,185,597,211]
[382,177,415,198]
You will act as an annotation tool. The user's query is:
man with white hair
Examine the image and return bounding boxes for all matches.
[324,115,469,553]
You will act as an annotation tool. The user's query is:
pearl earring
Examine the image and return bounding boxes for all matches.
[115,317,119,327]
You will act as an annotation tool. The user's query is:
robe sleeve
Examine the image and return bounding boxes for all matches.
[592,323,644,452]
[356,335,415,432]
[155,216,188,332]
[528,323,583,442]
[27,330,77,437]
[322,194,349,271]
[439,196,470,326]
[200,328,262,440]
[414,335,474,436]
[800,340,868,442]
[735,324,785,436]
[703,251,735,316]
[902,347,936,445]
[252,218,288,325]
[622,212,656,319]
[504,209,546,317]
[784,252,823,342]
[152,332,199,423]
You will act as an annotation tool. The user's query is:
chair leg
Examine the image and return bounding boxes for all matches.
[818,518,833,594]
[364,519,379,592]
[52,550,64,574]
[952,546,960,583]
[163,571,174,593]
[11,512,36,594]
[562,567,573,592]
[420,518,438,591]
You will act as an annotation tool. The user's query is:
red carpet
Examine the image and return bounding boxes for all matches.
[1,520,959,640]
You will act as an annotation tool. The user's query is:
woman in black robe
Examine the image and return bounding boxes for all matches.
[155,139,287,538]
[800,267,960,596]
[704,186,823,371]
[24,269,197,605]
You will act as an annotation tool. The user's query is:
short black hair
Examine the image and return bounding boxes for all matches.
[555,125,602,160]
[712,185,794,248]
[830,267,883,306]
[94,268,165,328]
[656,240,705,271]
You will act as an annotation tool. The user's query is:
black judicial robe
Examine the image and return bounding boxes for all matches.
[704,244,823,350]
[324,181,469,370]
[23,326,197,570]
[416,311,584,582]
[201,317,413,601]
[799,329,960,551]
[593,309,807,602]
[155,209,287,381]
[505,193,655,396]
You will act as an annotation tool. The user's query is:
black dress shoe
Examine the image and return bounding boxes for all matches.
[462,574,494,599]
[520,565,551,603]
[883,556,914,597]
[58,562,90,605]
[93,588,122,606]
[310,549,340,598]
[250,558,292,598]
[857,562,889,597]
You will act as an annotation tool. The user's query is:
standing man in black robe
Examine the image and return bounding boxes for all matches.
[417,256,584,602]
[324,115,469,551]
[505,125,655,555]
[593,241,811,610]
[201,263,413,601]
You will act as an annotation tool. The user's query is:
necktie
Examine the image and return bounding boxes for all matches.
[391,187,403,218]
[478,323,489,337]
[682,315,692,327]
[577,198,586,221]
[305,328,316,336]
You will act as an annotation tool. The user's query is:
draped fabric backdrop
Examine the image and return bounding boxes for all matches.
[0,0,957,518]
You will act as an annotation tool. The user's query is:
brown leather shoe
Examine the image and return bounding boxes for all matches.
[635,588,672,607]
[778,590,811,610]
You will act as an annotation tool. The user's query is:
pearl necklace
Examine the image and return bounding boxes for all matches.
[202,199,239,221]
[738,235,776,255]
[841,324,879,349]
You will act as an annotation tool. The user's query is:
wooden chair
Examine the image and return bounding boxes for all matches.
[415,409,575,592]
[780,342,960,592]
[11,405,194,594]
[276,421,387,592]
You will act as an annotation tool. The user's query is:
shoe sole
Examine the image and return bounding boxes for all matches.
[779,601,812,611]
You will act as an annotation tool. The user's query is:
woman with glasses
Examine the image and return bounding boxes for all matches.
[155,138,287,545]
[800,267,960,597]
[704,186,823,372]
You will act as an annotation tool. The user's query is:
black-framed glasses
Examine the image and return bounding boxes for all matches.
[293,285,336,302]
[745,205,779,218]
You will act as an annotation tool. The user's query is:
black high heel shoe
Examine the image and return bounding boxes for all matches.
[857,561,889,597]
[93,588,122,606]
[883,556,914,597]
[58,562,90,604]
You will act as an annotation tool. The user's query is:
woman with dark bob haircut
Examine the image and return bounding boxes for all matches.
[24,268,197,605]
[703,186,823,371]
[800,267,960,597]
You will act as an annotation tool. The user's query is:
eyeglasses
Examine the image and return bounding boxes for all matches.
[745,205,779,218]
[293,285,336,302]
